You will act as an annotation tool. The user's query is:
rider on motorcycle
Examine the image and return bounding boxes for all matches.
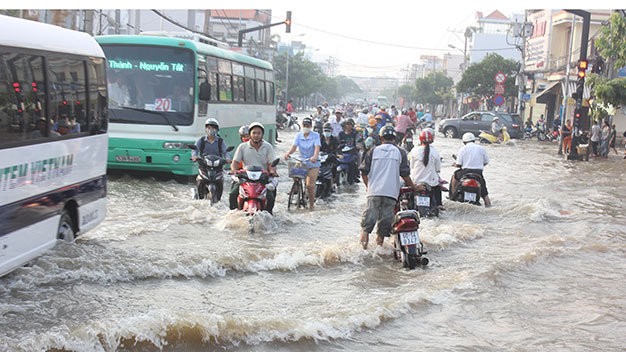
[239,125,250,143]
[338,118,363,183]
[192,118,230,200]
[491,116,504,141]
[229,122,278,214]
[409,128,443,208]
[451,132,491,207]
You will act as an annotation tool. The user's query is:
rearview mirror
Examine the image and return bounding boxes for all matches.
[187,144,197,150]
[270,158,280,167]
[226,146,235,152]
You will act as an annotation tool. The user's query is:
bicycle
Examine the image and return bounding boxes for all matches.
[286,156,310,210]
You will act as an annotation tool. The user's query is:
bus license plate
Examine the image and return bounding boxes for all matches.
[399,231,419,246]
[416,195,430,207]
[115,155,141,163]
[464,192,477,202]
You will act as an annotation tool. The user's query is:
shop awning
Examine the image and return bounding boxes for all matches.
[533,81,560,104]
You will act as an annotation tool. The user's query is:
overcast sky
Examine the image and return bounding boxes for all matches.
[10,0,616,78]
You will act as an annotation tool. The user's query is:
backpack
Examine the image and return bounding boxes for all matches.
[199,135,223,157]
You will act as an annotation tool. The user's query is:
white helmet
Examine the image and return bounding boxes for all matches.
[248,122,265,134]
[204,118,219,130]
[462,132,476,143]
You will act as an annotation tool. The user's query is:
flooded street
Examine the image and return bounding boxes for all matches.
[1,128,625,351]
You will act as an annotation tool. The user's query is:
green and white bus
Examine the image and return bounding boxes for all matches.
[95,33,276,181]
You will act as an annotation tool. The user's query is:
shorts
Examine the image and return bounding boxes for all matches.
[454,168,488,197]
[360,196,397,237]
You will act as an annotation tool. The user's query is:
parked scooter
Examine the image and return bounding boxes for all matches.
[277,114,300,131]
[335,144,358,187]
[523,126,548,141]
[232,159,280,215]
[315,152,335,200]
[392,186,429,269]
[188,145,234,204]
[478,126,511,144]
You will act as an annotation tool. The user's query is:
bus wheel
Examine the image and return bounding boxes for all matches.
[57,211,76,242]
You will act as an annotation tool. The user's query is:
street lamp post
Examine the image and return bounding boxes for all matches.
[448,44,466,117]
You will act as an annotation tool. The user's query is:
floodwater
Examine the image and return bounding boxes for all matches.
[1,127,625,352]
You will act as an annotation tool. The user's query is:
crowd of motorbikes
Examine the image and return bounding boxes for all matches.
[185,109,493,270]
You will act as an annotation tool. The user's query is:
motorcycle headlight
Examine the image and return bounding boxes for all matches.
[212,160,221,167]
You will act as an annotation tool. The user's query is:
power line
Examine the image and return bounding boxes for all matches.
[151,9,219,40]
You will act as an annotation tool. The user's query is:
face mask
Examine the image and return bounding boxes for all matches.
[302,127,311,133]
[323,131,332,138]
[241,137,250,142]
[206,129,217,137]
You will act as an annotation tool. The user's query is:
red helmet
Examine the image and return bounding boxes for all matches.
[419,128,434,144]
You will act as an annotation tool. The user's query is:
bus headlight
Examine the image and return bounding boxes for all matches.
[173,155,180,162]
[163,142,186,149]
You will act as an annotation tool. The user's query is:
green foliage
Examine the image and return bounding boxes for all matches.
[456,53,519,99]
[272,53,360,101]
[594,12,626,72]
[414,72,454,106]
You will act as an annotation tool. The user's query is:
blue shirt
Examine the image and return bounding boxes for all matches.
[292,131,321,168]
[193,135,230,159]
[421,113,433,122]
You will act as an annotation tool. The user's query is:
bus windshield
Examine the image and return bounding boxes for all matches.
[101,45,195,126]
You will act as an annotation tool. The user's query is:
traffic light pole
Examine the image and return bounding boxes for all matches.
[237,11,291,47]
[565,10,590,133]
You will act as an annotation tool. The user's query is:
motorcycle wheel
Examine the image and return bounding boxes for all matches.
[537,132,547,141]
[209,185,217,205]
[291,123,301,131]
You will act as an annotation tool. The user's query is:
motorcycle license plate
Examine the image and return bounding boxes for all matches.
[464,192,477,202]
[399,231,419,246]
[415,195,430,207]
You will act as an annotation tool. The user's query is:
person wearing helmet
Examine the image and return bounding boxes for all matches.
[364,117,381,151]
[191,117,230,200]
[284,117,321,209]
[230,122,278,214]
[238,125,250,143]
[409,128,443,208]
[375,106,392,127]
[338,118,362,184]
[491,116,504,141]
[356,107,369,127]
[320,122,339,155]
[330,109,344,137]
[418,108,433,129]
[451,132,491,207]
[394,109,414,144]
[358,125,423,249]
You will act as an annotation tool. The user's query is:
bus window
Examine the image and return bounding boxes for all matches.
[197,64,208,116]
[244,77,255,102]
[208,72,218,102]
[87,57,107,134]
[265,81,274,104]
[218,74,233,101]
[255,79,265,103]
[0,52,46,144]
[48,56,86,136]
[233,76,245,102]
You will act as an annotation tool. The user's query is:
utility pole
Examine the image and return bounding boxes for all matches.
[558,15,576,155]
[565,10,591,133]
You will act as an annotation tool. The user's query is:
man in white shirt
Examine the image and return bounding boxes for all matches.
[451,132,491,207]
[330,110,344,137]
[590,119,601,156]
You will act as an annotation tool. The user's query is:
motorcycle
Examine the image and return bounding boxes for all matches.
[523,126,548,141]
[315,152,335,200]
[449,156,482,206]
[335,144,358,187]
[414,183,440,218]
[232,159,281,215]
[478,126,511,144]
[392,186,429,269]
[402,127,415,152]
[277,113,300,131]
[276,111,288,130]
[188,145,235,204]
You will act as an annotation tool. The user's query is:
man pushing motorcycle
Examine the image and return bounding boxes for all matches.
[229,122,278,214]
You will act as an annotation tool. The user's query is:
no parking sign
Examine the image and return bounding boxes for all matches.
[493,94,505,106]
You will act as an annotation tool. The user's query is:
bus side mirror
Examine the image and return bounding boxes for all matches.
[199,82,211,101]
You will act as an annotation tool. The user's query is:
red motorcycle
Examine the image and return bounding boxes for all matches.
[392,186,429,269]
[232,159,280,215]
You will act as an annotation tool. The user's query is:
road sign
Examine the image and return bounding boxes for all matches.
[493,94,505,106]
[494,72,506,83]
[522,93,531,101]
[494,83,505,94]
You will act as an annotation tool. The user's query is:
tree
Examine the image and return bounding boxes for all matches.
[456,53,519,108]
[414,72,454,107]
[588,11,626,120]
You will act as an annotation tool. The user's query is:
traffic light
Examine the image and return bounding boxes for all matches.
[285,11,291,33]
[577,59,588,79]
